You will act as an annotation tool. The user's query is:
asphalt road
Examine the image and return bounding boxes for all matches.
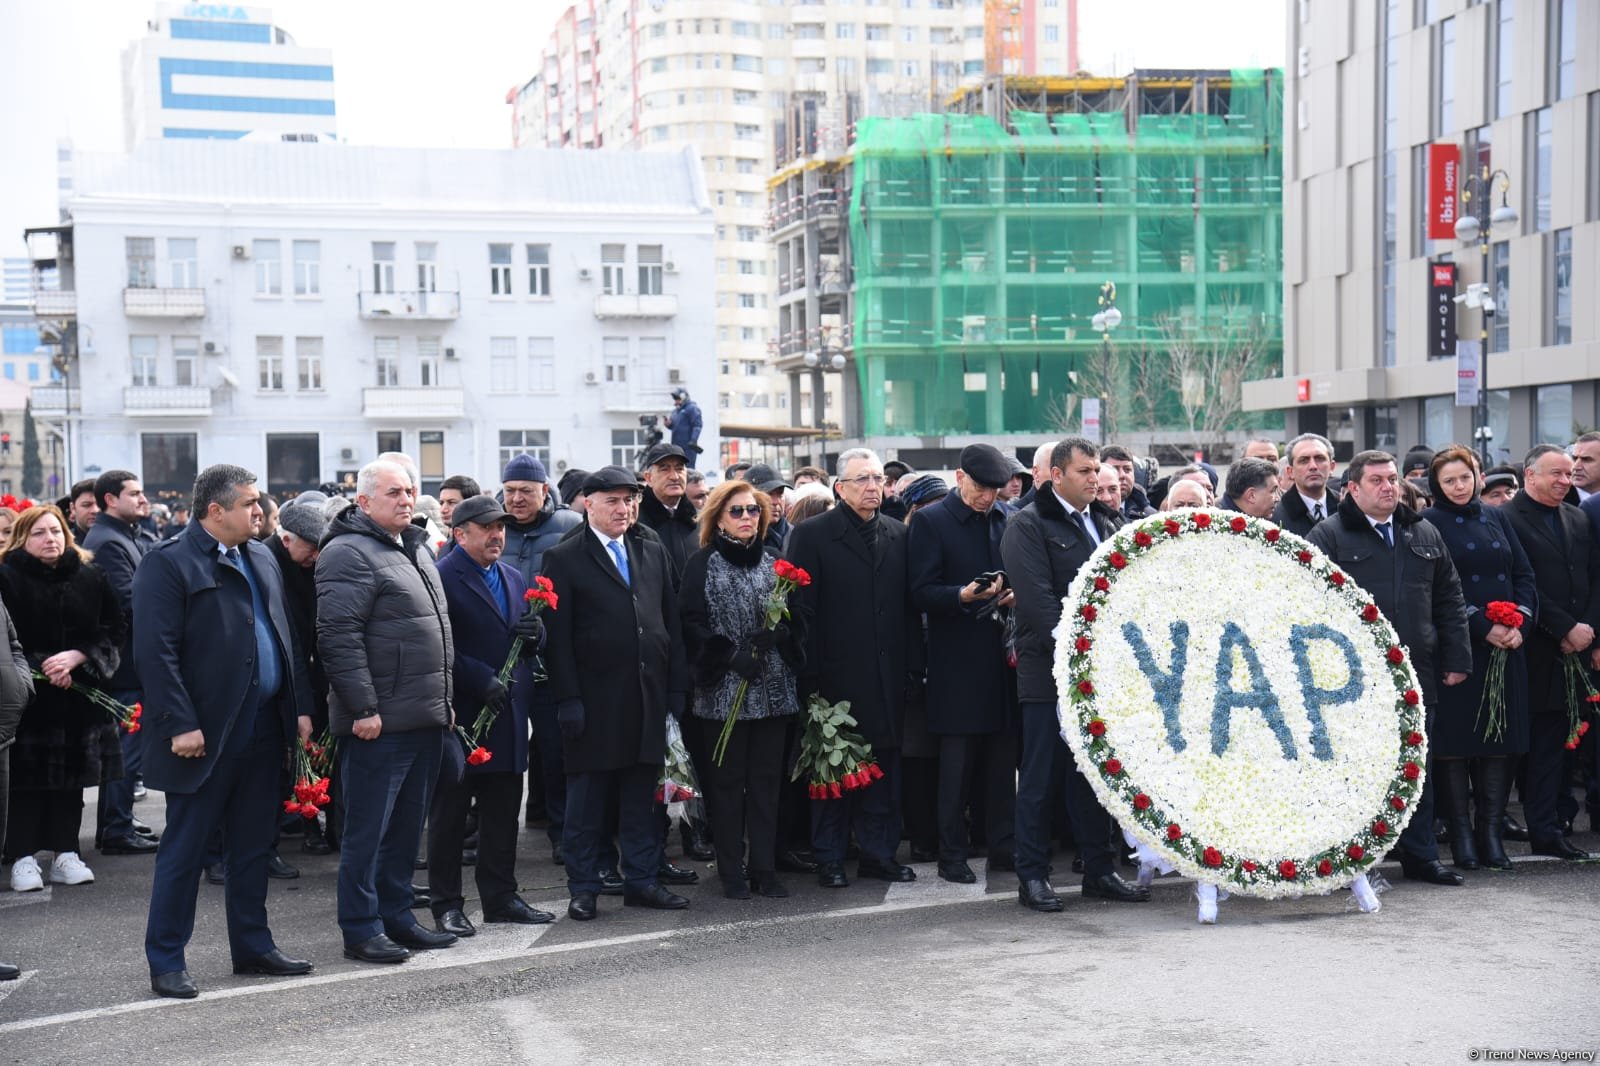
[2,797,1598,1066]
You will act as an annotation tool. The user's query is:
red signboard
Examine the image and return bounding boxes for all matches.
[1296,379,1311,404]
[1427,143,1461,240]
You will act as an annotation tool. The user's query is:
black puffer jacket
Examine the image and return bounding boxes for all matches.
[315,507,453,735]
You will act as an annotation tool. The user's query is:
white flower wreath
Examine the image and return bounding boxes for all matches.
[1053,508,1428,898]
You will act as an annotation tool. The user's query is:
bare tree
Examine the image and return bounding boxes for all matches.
[1157,308,1273,447]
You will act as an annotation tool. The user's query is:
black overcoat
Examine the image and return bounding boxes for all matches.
[1500,492,1600,716]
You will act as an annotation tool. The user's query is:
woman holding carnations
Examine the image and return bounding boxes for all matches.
[678,481,805,899]
[1423,445,1536,870]
[0,505,126,892]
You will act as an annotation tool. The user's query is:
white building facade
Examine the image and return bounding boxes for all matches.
[122,4,337,146]
[31,140,715,499]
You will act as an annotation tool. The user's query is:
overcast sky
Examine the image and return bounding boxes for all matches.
[0,0,1286,261]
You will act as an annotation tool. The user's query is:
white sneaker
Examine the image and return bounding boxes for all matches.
[10,856,43,892]
[49,852,94,886]
[1350,873,1381,914]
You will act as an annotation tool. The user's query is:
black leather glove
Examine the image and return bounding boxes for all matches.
[750,623,789,652]
[730,645,762,681]
[556,699,585,740]
[513,612,547,651]
[483,677,512,718]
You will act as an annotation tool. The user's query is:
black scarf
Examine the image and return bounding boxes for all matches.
[712,529,764,568]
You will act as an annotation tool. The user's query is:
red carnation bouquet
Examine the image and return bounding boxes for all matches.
[791,694,882,800]
[657,716,700,804]
[1,494,37,513]
[1560,649,1600,751]
[284,740,331,820]
[712,558,810,765]
[466,576,559,745]
[1475,600,1524,742]
[31,671,141,733]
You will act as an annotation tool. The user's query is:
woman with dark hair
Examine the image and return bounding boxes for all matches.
[678,480,804,899]
[0,505,125,892]
[1423,445,1537,870]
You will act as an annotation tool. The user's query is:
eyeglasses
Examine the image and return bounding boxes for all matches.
[839,474,888,486]
[726,505,762,517]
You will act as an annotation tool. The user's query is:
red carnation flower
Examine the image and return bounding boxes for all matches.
[1317,859,1333,876]
[1192,513,1211,529]
[1080,605,1097,622]
[1103,758,1122,775]
[523,588,538,602]
[1278,860,1297,879]
[1087,718,1106,737]
[1133,793,1151,810]
[1075,636,1093,653]
[1164,519,1181,536]
[1296,550,1313,564]
[1109,552,1127,570]
[1406,731,1423,746]
[1390,795,1406,811]
[1077,679,1094,696]
[1093,576,1110,592]
[1242,860,1258,873]
[1361,604,1379,623]
[1403,761,1421,780]
[1581,721,1593,736]
[1202,846,1223,868]
[1387,646,1405,664]
[1134,530,1153,547]
[1264,528,1281,542]
[1328,571,1346,587]
[467,746,493,766]
[1402,689,1420,706]
[1165,823,1181,841]
[1347,844,1365,860]
[1565,740,1578,750]
[1229,516,1247,532]
[1373,819,1390,836]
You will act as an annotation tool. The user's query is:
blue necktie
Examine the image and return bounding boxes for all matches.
[607,539,630,586]
[1377,522,1393,548]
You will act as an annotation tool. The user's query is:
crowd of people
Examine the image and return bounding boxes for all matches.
[0,428,1596,995]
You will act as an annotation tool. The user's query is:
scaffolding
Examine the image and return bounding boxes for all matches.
[843,68,1283,439]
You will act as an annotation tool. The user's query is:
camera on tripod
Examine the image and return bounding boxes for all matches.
[639,413,664,449]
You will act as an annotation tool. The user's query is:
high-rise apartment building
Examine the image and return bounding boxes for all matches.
[122,4,337,147]
[509,0,1079,451]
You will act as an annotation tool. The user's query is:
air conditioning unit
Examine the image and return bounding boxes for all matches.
[664,260,678,274]
[231,245,249,260]
[339,447,358,463]
[962,314,988,343]
[203,340,224,355]
[577,267,593,281]
[668,368,683,384]
[583,370,599,384]
[443,347,457,360]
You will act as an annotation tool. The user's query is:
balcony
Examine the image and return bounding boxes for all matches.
[33,290,77,317]
[592,293,678,319]
[124,386,213,416]
[358,290,461,320]
[123,287,206,318]
[361,386,465,420]
[28,385,78,418]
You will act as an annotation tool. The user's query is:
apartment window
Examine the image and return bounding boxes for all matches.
[141,433,198,496]
[490,336,517,392]
[719,360,731,375]
[738,293,756,308]
[732,55,762,73]
[610,428,649,467]
[527,243,551,296]
[1437,17,1455,134]
[1491,240,1510,351]
[1552,0,1576,101]
[737,225,760,242]
[902,60,920,77]
[500,429,551,471]
[1590,93,1600,221]
[835,21,856,37]
[528,336,556,392]
[257,336,285,392]
[1494,0,1514,118]
[172,335,198,387]
[127,238,156,289]
[418,431,444,498]
[418,336,441,387]
[837,57,857,76]
[603,337,628,383]
[1536,384,1573,442]
[293,240,321,296]
[415,242,437,292]
[168,238,197,288]
[375,336,400,387]
[371,242,396,294]
[489,243,513,295]
[253,239,281,295]
[741,360,761,376]
[297,336,323,391]
[737,259,755,275]
[130,335,158,386]
[601,244,626,295]
[376,431,403,455]
[1552,229,1572,345]
[867,58,892,75]
[638,245,664,295]
[901,26,919,42]
[1043,24,1059,42]
[865,23,887,40]
[1529,107,1552,232]
[264,434,320,496]
[718,392,731,410]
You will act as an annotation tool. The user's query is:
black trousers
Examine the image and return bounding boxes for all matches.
[811,747,902,866]
[563,764,661,896]
[1526,710,1571,843]
[900,756,939,852]
[936,732,1016,864]
[427,768,523,918]
[2,787,85,862]
[696,715,787,880]
[1016,701,1112,881]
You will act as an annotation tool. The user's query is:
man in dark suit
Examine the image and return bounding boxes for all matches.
[1501,444,1600,860]
[85,469,159,856]
[908,443,1016,884]
[1218,457,1280,519]
[1271,432,1340,539]
[1001,437,1150,912]
[786,448,918,888]
[428,496,555,935]
[134,464,314,999]
[542,466,691,921]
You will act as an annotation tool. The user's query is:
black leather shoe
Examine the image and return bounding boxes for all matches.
[1503,814,1531,842]
[386,922,457,950]
[816,861,849,888]
[0,961,19,981]
[436,909,476,937]
[410,884,432,908]
[132,818,158,840]
[658,860,699,885]
[776,848,818,874]
[680,820,715,862]
[568,893,598,921]
[1531,838,1594,861]
[233,948,313,976]
[101,834,158,855]
[857,858,916,883]
[1069,855,1085,874]
[151,969,198,999]
[1400,858,1467,885]
[722,877,752,900]
[1081,872,1152,902]
[266,851,299,879]
[484,897,555,925]
[301,821,332,855]
[908,844,939,864]
[751,871,789,898]
[623,883,690,910]
[938,860,977,884]
[343,934,409,964]
[204,863,225,885]
[598,869,624,896]
[1018,879,1063,912]
[987,853,1016,873]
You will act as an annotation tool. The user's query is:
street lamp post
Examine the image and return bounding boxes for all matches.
[1089,281,1121,443]
[1453,166,1517,468]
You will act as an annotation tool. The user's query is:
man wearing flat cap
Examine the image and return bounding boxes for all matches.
[428,496,555,937]
[637,443,699,579]
[907,443,1017,883]
[540,466,691,920]
[745,463,793,553]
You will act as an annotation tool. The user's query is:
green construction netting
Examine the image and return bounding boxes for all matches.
[848,69,1285,438]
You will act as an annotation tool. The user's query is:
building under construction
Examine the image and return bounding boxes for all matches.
[769,68,1284,466]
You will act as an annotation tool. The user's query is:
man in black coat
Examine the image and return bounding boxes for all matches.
[1218,456,1280,520]
[908,443,1016,884]
[1501,444,1600,859]
[746,464,792,553]
[1001,438,1149,912]
[134,465,314,999]
[1309,450,1473,884]
[1272,432,1340,539]
[786,448,919,887]
[542,466,691,920]
[636,443,699,579]
[85,469,159,857]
